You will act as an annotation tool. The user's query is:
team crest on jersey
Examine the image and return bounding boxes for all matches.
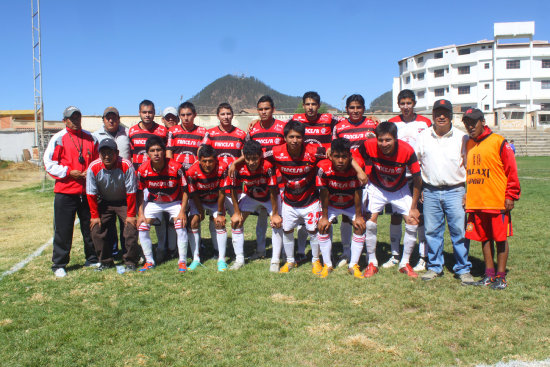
[466,223,474,232]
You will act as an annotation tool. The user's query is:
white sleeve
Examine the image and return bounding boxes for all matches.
[43,131,68,179]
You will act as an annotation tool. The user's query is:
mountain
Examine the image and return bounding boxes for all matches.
[188,74,334,114]
[368,90,393,112]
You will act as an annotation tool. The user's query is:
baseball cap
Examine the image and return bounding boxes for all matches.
[432,99,453,112]
[462,108,484,121]
[103,106,120,117]
[63,106,81,119]
[162,107,178,118]
[98,138,118,151]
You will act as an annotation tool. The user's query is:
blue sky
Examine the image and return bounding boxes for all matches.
[1,0,549,119]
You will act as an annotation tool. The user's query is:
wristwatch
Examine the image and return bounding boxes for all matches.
[212,211,224,218]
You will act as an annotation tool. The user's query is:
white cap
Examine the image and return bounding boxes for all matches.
[162,107,178,118]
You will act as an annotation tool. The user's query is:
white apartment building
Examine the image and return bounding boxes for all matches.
[392,22,550,127]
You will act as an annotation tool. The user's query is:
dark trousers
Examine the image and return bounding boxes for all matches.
[52,193,98,270]
[91,201,139,266]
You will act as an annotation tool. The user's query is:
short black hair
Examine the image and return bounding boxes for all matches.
[243,140,263,157]
[257,95,274,108]
[331,138,351,154]
[139,99,155,111]
[397,89,416,103]
[198,144,216,159]
[302,91,321,104]
[375,121,398,139]
[284,120,305,137]
[216,102,233,115]
[145,136,165,152]
[178,101,196,115]
[346,94,365,108]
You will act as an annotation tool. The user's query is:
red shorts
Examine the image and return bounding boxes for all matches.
[465,212,513,242]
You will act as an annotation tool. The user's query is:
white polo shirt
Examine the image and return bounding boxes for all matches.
[416,125,468,187]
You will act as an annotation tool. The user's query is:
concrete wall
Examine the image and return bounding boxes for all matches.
[0,131,35,161]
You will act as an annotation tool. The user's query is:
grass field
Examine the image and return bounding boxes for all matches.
[0,157,549,366]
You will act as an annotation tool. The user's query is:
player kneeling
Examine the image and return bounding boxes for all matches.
[230,140,283,271]
[186,145,232,272]
[317,138,366,278]
[137,136,189,272]
[356,121,422,278]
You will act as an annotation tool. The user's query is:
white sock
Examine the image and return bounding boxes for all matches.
[297,225,308,255]
[174,220,188,263]
[138,223,155,264]
[318,233,332,267]
[390,223,402,257]
[310,233,320,263]
[216,229,227,261]
[209,219,218,251]
[400,224,418,268]
[417,225,427,258]
[188,228,200,262]
[283,231,295,264]
[256,209,268,253]
[349,234,365,268]
[365,221,378,267]
[271,227,283,264]
[231,227,245,263]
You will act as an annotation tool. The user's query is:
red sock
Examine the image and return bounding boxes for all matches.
[496,272,506,279]
[485,268,496,278]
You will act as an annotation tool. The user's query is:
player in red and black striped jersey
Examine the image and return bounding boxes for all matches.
[292,91,337,151]
[203,103,247,166]
[136,136,189,273]
[355,121,422,278]
[229,140,282,271]
[263,120,326,273]
[166,102,207,171]
[128,100,168,170]
[316,138,366,278]
[186,145,232,271]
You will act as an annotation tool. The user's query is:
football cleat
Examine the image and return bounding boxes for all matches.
[490,276,507,290]
[188,260,202,271]
[474,275,496,286]
[348,264,364,279]
[217,260,228,272]
[399,263,418,278]
[362,263,379,278]
[269,263,280,273]
[382,256,399,268]
[413,258,426,272]
[178,261,187,273]
[319,265,333,278]
[139,262,155,272]
[312,260,323,274]
[279,262,297,273]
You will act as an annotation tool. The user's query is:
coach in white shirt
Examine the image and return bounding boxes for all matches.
[416,99,474,284]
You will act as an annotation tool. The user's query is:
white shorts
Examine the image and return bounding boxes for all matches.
[188,197,234,217]
[144,201,182,221]
[327,206,357,222]
[282,200,320,232]
[366,183,412,216]
[239,194,280,216]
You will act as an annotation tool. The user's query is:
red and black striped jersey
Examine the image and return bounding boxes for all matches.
[203,126,247,166]
[316,159,363,209]
[247,119,287,150]
[264,143,325,207]
[233,159,277,202]
[356,139,420,192]
[128,122,168,170]
[137,158,186,203]
[186,159,230,204]
[167,124,207,170]
[332,117,378,149]
[292,113,336,150]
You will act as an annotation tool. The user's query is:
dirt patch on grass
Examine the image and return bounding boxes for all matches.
[343,334,402,356]
[270,293,315,305]
[0,161,45,191]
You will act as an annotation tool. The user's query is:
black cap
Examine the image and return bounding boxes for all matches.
[98,138,118,151]
[432,99,453,112]
[462,108,484,121]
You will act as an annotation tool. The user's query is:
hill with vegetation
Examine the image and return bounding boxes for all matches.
[368,90,393,112]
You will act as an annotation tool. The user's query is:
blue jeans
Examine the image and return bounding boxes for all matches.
[423,186,471,274]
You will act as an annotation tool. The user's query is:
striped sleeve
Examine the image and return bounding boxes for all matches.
[43,131,68,179]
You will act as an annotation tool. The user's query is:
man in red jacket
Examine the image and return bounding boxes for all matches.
[44,106,99,277]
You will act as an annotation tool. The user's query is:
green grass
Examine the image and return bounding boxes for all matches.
[0,157,548,366]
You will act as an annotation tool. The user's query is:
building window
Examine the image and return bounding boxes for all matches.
[506,81,520,90]
[434,88,445,97]
[458,66,470,75]
[540,114,550,123]
[405,76,410,84]
[511,112,525,119]
[418,91,425,99]
[458,48,470,55]
[484,104,490,111]
[434,51,443,59]
[458,86,471,95]
[460,106,471,112]
[542,103,550,111]
[484,63,490,69]
[542,59,550,68]
[506,60,520,69]
[434,69,444,78]
[485,83,490,89]
[417,56,423,63]
[542,80,550,89]
[417,72,424,80]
